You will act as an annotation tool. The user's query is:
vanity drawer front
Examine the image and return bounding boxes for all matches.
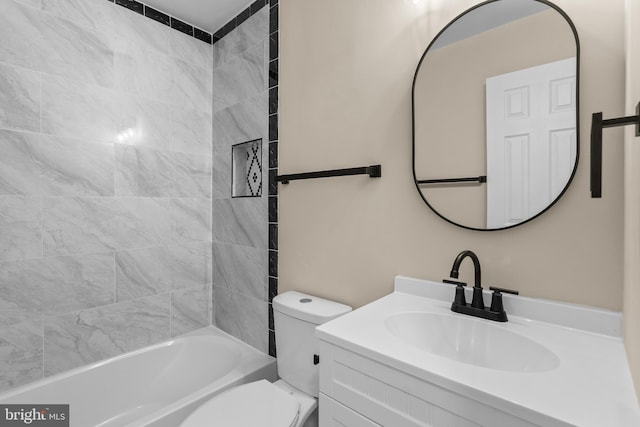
[319,342,541,427]
[320,393,382,427]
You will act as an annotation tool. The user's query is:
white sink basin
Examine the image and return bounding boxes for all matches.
[316,277,640,427]
[384,311,560,373]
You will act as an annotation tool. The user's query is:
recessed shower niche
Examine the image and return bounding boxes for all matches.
[232,139,263,198]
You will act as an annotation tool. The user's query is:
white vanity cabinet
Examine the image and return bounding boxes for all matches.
[319,393,382,427]
[315,276,640,427]
[318,341,539,427]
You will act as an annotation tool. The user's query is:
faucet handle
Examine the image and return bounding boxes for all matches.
[443,279,467,287]
[443,279,467,306]
[489,286,518,314]
[489,286,519,295]
[489,291,504,313]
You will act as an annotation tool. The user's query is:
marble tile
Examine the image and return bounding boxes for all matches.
[13,0,40,8]
[0,62,40,132]
[171,199,212,244]
[43,74,178,151]
[41,0,118,34]
[0,0,114,87]
[212,93,267,152]
[114,49,172,103]
[171,285,210,337]
[44,293,170,375]
[172,152,212,198]
[213,43,266,113]
[170,242,212,290]
[0,130,115,197]
[213,9,268,69]
[115,145,175,197]
[0,253,115,327]
[41,74,131,144]
[115,146,211,198]
[212,198,268,249]
[212,151,232,200]
[43,197,171,255]
[116,246,172,301]
[0,196,41,262]
[170,58,213,114]
[213,242,267,300]
[130,99,173,151]
[214,286,267,353]
[41,0,167,58]
[170,29,212,72]
[108,4,170,56]
[0,320,43,393]
[171,106,212,155]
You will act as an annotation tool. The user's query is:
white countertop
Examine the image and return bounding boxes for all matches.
[315,276,640,427]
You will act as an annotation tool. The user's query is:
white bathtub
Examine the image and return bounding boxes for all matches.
[0,326,277,427]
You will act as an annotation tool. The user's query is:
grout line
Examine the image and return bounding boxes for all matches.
[113,130,117,198]
[208,283,213,326]
[41,316,45,380]
[113,250,117,303]
[38,70,42,134]
[40,196,44,260]
[0,240,214,266]
[169,291,173,337]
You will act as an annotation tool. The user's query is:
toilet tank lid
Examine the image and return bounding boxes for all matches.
[273,291,352,324]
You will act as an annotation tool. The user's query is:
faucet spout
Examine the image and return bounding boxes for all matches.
[449,250,481,289]
[444,250,510,322]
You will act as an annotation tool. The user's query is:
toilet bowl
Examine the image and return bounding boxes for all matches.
[180,291,351,427]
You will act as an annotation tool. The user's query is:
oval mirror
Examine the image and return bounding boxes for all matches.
[412,0,579,231]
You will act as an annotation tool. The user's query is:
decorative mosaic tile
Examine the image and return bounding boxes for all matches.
[232,139,263,198]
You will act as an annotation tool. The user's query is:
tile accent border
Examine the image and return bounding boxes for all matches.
[111,0,273,45]
[213,0,270,44]
[112,0,213,44]
[267,0,279,358]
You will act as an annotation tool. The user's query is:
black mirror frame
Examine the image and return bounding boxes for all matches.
[411,0,581,231]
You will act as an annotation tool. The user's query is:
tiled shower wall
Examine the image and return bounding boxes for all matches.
[211,5,271,353]
[0,0,213,391]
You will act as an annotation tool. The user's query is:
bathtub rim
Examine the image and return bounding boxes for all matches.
[131,326,277,427]
[0,325,277,426]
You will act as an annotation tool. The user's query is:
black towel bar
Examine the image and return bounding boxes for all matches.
[277,165,382,184]
[417,176,487,185]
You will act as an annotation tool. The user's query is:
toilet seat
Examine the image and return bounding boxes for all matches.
[180,380,300,427]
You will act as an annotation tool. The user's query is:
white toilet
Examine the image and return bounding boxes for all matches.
[180,291,352,427]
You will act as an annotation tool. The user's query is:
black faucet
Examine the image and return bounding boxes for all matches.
[449,250,484,309]
[443,250,518,322]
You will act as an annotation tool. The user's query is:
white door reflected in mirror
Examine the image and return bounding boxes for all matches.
[486,57,576,228]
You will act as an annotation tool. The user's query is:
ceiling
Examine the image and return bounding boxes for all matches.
[143,0,255,33]
[431,0,549,50]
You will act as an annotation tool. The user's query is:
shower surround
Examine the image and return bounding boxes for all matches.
[0,0,216,392]
[211,4,271,355]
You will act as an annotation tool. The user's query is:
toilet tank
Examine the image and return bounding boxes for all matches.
[272,291,351,397]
